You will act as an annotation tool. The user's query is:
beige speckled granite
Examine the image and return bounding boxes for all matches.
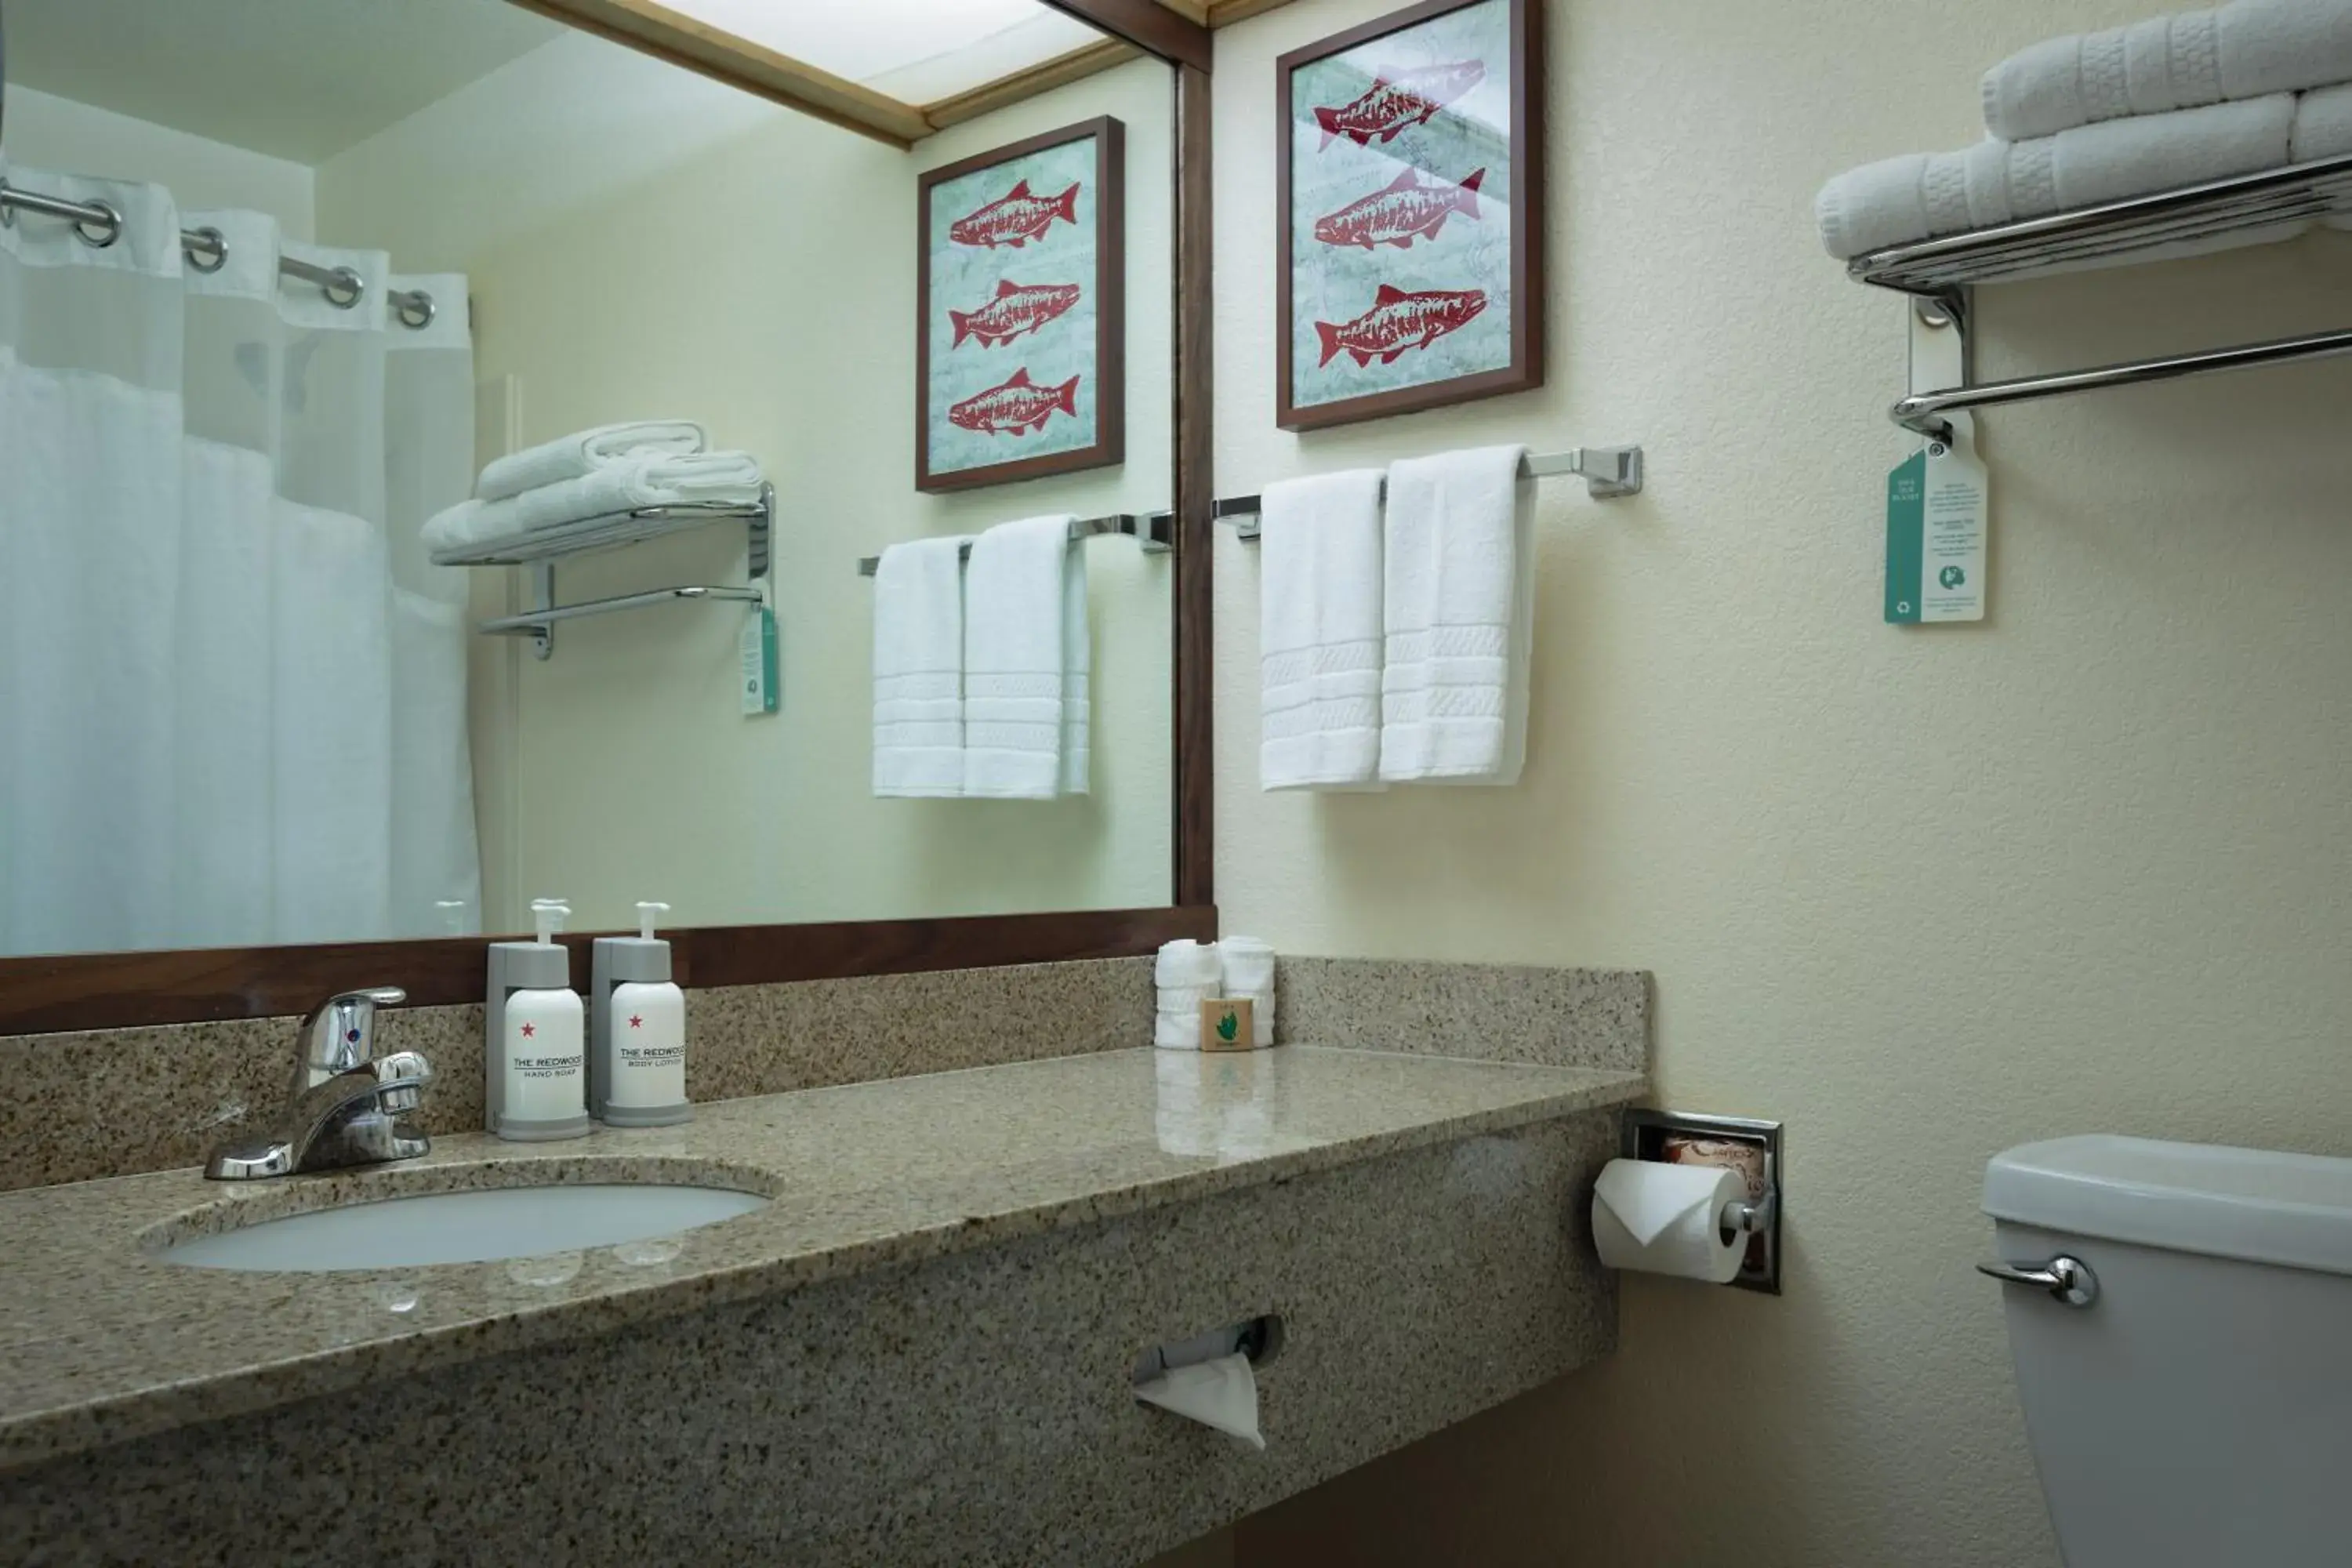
[1275,957,1650,1069]
[0,958,1153,1193]
[0,1108,1622,1567]
[0,1046,1645,1474]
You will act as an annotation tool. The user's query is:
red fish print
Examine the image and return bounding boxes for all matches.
[1312,61,1486,149]
[948,366,1080,436]
[948,279,1081,349]
[1315,284,1486,368]
[1313,166,1486,250]
[948,179,1080,249]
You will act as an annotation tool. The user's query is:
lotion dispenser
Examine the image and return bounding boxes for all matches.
[590,901,690,1127]
[486,897,590,1141]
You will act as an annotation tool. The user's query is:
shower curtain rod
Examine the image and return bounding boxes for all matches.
[0,178,438,328]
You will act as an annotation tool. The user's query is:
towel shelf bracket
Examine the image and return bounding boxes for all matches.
[1849,153,2352,438]
[444,483,773,659]
[1214,445,1645,541]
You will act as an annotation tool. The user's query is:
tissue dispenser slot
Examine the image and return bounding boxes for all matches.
[1620,1109,1782,1296]
[1132,1314,1283,1385]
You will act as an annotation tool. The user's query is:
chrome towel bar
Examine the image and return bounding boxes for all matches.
[857,511,1173,576]
[1214,446,1643,539]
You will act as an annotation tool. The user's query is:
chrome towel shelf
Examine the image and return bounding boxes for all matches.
[1214,446,1644,539]
[1849,153,2352,439]
[856,510,1172,576]
[436,484,773,660]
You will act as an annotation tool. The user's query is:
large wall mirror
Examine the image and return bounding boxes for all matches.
[0,0,1213,1020]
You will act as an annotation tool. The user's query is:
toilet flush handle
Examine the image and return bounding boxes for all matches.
[1977,1255,2099,1308]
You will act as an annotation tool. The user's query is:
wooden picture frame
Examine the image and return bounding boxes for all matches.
[1275,0,1543,432]
[917,116,1127,492]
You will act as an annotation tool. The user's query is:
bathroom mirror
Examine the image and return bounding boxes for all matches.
[0,0,1213,1007]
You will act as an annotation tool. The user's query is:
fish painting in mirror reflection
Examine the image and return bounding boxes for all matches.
[948,367,1081,436]
[1314,166,1485,250]
[1311,61,1486,148]
[949,279,1082,349]
[948,179,1082,249]
[1315,284,1485,368]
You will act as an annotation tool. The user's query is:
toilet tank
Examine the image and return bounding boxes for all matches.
[1983,1136,2352,1568]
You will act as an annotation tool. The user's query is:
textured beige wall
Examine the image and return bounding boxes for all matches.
[1207,1,2352,1564]
[320,44,1173,935]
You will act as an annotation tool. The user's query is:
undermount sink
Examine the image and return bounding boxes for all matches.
[157,1182,771,1272]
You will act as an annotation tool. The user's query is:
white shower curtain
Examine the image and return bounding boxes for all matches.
[0,163,481,955]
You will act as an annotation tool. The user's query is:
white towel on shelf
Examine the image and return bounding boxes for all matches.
[1258,470,1387,792]
[1981,0,2352,143]
[1220,935,1276,1047]
[422,451,764,551]
[1817,94,2297,260]
[963,516,1073,799]
[1379,445,1534,786]
[872,538,971,799]
[475,420,708,502]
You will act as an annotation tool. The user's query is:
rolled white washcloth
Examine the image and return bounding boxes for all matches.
[1155,939,1223,1050]
[1219,936,1276,1047]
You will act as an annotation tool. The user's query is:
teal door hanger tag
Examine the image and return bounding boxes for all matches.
[1886,416,1987,625]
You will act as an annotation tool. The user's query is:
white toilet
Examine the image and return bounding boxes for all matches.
[1981,1134,2352,1566]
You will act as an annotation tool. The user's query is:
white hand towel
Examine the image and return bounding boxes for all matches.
[1061,540,1091,796]
[422,452,764,552]
[872,538,971,799]
[1378,445,1534,786]
[1219,935,1277,1047]
[1258,470,1386,791]
[1981,0,2352,143]
[963,516,1072,799]
[476,420,708,502]
[1817,95,2296,260]
[1155,1013,1203,1050]
[1156,938,1223,1048]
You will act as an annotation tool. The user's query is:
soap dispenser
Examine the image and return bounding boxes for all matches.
[590,902,690,1127]
[485,897,590,1141]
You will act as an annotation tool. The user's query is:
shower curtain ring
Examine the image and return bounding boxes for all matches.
[186,227,227,274]
[397,292,437,330]
[73,201,123,249]
[325,267,365,309]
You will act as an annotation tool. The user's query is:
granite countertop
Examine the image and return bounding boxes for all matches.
[0,1045,1645,1474]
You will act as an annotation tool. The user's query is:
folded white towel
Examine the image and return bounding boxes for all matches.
[1154,1013,1200,1050]
[1379,445,1534,786]
[1982,1,2352,142]
[1220,935,1276,1047]
[1817,95,2296,260]
[1258,470,1386,791]
[963,516,1073,799]
[2297,82,2352,227]
[1156,984,1218,1016]
[423,452,765,552]
[872,538,971,799]
[476,420,708,503]
[1061,539,1091,797]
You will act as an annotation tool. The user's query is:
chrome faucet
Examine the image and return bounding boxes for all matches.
[205,986,435,1180]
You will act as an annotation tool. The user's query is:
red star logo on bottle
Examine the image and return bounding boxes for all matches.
[628,1015,644,1029]
[521,1022,535,1038]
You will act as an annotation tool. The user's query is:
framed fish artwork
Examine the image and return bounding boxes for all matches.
[916,116,1125,492]
[1276,0,1543,431]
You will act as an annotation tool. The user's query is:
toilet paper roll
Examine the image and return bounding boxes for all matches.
[1591,1158,1746,1285]
[1134,1352,1264,1450]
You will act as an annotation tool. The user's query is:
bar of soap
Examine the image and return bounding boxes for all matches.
[1199,997,1255,1052]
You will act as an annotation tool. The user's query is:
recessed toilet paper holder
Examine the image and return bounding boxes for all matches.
[1621,1109,1784,1295]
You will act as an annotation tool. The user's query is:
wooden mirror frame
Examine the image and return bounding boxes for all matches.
[0,0,1217,1036]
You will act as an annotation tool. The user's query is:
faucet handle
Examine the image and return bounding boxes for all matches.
[300,985,409,1076]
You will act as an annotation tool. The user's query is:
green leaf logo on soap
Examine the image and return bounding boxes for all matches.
[1216,1010,1240,1043]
